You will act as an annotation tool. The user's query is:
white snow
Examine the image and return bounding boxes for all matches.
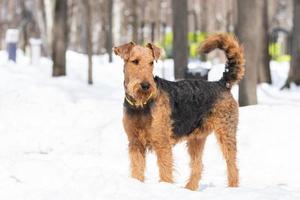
[0,50,300,200]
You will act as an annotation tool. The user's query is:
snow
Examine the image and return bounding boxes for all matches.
[0,50,300,200]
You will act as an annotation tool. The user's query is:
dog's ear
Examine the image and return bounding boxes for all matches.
[113,42,135,60]
[146,43,161,61]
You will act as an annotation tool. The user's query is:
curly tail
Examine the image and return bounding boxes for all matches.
[200,33,245,87]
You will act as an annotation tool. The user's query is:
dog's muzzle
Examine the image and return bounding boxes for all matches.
[125,92,156,108]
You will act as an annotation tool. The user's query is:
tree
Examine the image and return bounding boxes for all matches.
[52,0,68,76]
[107,0,113,63]
[36,0,49,56]
[0,0,2,48]
[139,0,147,44]
[257,0,272,84]
[236,0,264,106]
[283,0,300,88]
[20,1,30,52]
[81,0,93,84]
[172,0,188,79]
[131,0,138,42]
[200,0,208,33]
[225,0,235,33]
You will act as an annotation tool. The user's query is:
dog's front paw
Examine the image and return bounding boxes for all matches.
[185,182,199,191]
[228,182,238,187]
[159,177,174,184]
[132,175,145,182]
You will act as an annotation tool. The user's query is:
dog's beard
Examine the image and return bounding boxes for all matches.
[125,81,156,107]
[126,89,153,106]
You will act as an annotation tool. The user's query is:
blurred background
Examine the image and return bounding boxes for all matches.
[0,0,299,106]
[1,1,300,198]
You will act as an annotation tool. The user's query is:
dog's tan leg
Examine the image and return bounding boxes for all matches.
[153,143,173,183]
[185,136,207,191]
[128,139,146,181]
[215,126,239,187]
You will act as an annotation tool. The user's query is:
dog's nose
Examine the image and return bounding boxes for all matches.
[140,82,150,91]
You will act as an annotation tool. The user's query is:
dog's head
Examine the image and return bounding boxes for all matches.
[114,42,161,107]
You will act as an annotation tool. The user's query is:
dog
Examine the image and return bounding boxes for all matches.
[113,33,245,191]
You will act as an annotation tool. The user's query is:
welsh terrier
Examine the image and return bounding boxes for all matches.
[113,33,245,191]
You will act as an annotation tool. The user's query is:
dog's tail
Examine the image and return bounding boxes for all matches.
[200,33,245,87]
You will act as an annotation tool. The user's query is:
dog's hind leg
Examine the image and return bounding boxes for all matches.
[185,135,207,191]
[214,122,239,187]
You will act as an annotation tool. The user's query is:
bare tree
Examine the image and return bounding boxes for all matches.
[52,0,68,76]
[0,0,3,48]
[139,0,147,44]
[81,0,93,84]
[36,0,49,56]
[200,0,208,33]
[131,0,138,42]
[225,0,235,32]
[20,1,30,52]
[236,0,264,106]
[107,0,113,63]
[172,0,188,79]
[283,0,300,88]
[257,0,272,84]
[190,0,199,41]
[149,0,161,42]
[98,0,107,54]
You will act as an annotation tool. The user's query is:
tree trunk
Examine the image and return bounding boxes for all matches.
[200,0,208,33]
[139,0,146,44]
[154,0,161,42]
[151,22,155,42]
[257,0,272,84]
[236,0,262,106]
[0,0,3,49]
[162,22,167,47]
[191,9,198,42]
[36,0,49,56]
[172,0,188,79]
[140,21,145,44]
[284,0,300,87]
[200,0,208,61]
[225,0,234,32]
[98,0,106,54]
[131,0,138,43]
[107,0,113,63]
[20,0,29,52]
[81,0,93,84]
[52,0,68,77]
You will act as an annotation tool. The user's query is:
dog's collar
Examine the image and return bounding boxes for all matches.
[125,93,156,108]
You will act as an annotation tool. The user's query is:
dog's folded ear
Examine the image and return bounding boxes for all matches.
[113,42,135,60]
[146,43,161,62]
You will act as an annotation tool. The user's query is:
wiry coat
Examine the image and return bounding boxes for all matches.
[154,76,226,137]
[115,33,245,191]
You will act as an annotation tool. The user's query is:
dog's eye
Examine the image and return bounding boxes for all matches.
[149,61,154,65]
[131,59,139,65]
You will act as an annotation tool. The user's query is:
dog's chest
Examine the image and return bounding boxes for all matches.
[137,129,153,149]
[128,113,161,147]
[129,119,153,149]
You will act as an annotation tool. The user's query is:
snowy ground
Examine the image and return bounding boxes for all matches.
[0,51,300,200]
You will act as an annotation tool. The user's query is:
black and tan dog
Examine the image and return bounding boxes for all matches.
[114,33,244,191]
